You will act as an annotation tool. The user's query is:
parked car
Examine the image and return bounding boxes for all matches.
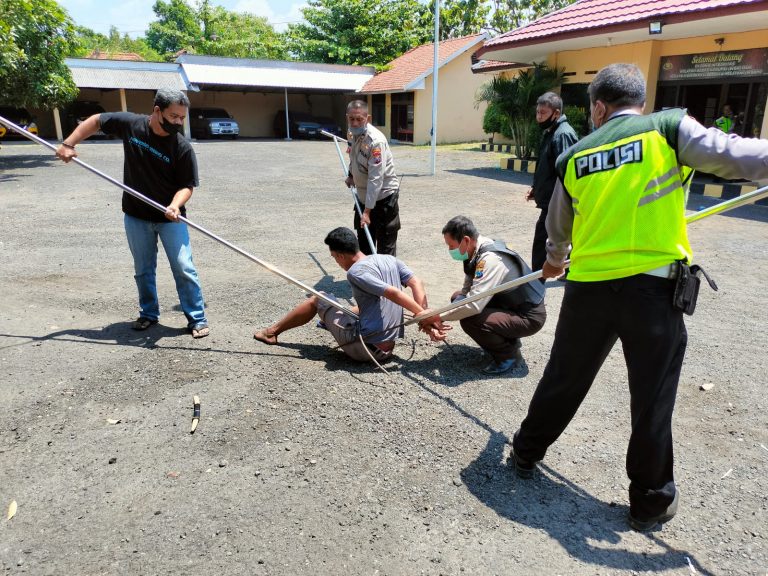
[61,101,109,139]
[273,110,323,139]
[189,107,239,139]
[315,116,344,138]
[0,106,38,139]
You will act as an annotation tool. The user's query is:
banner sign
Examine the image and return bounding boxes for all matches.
[659,48,768,81]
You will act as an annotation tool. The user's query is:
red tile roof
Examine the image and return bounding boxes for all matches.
[477,0,766,56]
[360,34,487,93]
[471,59,527,73]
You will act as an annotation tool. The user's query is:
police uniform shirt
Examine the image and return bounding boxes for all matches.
[443,236,517,321]
[348,123,399,210]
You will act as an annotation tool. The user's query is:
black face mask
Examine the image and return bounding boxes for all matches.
[160,113,182,136]
[537,115,556,131]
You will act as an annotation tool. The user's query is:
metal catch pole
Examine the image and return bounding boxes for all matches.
[320,129,377,255]
[0,115,359,321]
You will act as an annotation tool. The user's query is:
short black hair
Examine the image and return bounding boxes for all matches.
[536,92,563,112]
[442,216,478,242]
[154,88,190,111]
[324,227,359,254]
[588,63,646,108]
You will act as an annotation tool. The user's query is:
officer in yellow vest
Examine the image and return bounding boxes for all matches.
[510,63,768,531]
[714,103,734,133]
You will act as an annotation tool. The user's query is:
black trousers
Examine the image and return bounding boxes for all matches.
[531,206,548,275]
[354,191,400,256]
[459,302,546,361]
[512,275,686,520]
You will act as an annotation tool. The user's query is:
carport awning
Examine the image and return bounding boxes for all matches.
[65,59,188,91]
[177,55,375,92]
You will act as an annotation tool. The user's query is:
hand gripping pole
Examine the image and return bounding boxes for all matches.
[320,129,377,255]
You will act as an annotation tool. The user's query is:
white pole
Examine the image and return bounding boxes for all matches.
[284,87,291,141]
[430,0,439,175]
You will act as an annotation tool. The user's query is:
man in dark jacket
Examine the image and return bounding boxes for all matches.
[526,92,578,275]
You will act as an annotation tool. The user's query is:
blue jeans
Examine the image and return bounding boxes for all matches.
[124,214,207,328]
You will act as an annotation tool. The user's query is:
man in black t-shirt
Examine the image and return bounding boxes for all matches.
[55,89,209,338]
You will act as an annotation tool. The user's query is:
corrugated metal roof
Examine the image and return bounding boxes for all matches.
[477,0,766,56]
[66,59,187,91]
[177,55,375,91]
[360,34,488,94]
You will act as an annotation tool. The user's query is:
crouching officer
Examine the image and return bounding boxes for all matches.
[344,99,400,256]
[439,216,546,375]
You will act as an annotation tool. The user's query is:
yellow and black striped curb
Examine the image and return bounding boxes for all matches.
[481,142,514,153]
[688,181,767,205]
[499,156,766,205]
[499,157,537,174]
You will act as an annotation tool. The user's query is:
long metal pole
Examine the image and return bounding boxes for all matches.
[405,184,768,326]
[0,115,358,321]
[319,129,377,254]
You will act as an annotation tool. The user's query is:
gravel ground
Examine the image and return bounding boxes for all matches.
[0,137,766,576]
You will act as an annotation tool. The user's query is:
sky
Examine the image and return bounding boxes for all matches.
[56,0,308,36]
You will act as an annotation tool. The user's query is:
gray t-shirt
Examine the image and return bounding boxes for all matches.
[347,254,414,343]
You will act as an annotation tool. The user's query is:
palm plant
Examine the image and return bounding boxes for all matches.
[476,64,565,158]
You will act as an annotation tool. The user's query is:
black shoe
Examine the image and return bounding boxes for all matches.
[509,451,536,479]
[628,490,679,532]
[482,357,516,375]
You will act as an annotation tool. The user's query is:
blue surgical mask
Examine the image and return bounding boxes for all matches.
[449,247,469,261]
[349,125,366,137]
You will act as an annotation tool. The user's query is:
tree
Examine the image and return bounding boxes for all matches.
[476,64,564,158]
[70,26,163,61]
[285,0,433,69]
[427,0,490,40]
[488,0,579,35]
[146,0,287,61]
[0,0,78,108]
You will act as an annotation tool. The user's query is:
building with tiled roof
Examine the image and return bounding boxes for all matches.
[358,33,491,144]
[475,0,768,139]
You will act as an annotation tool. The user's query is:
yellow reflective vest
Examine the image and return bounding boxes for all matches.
[557,108,693,282]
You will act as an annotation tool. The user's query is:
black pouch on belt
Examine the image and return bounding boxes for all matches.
[673,260,718,315]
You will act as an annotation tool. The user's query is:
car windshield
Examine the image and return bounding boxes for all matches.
[197,109,230,118]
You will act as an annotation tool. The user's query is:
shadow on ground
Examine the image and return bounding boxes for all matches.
[461,432,715,575]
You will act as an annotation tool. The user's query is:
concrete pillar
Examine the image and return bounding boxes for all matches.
[53,108,63,141]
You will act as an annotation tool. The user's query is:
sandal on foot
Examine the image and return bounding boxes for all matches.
[190,324,210,339]
[132,317,158,331]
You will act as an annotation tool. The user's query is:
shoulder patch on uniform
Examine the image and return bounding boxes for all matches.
[371,145,382,165]
[475,259,486,279]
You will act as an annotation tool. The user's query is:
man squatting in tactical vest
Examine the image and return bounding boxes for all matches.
[510,63,768,532]
[253,227,447,362]
[344,100,401,256]
[438,216,546,375]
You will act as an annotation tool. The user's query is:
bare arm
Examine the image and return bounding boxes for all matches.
[165,187,193,222]
[55,114,101,163]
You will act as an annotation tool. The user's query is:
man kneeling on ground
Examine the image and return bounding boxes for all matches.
[253,227,447,362]
[440,216,546,375]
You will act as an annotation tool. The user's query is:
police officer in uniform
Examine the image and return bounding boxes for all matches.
[344,99,400,255]
[440,216,546,375]
[510,63,768,531]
